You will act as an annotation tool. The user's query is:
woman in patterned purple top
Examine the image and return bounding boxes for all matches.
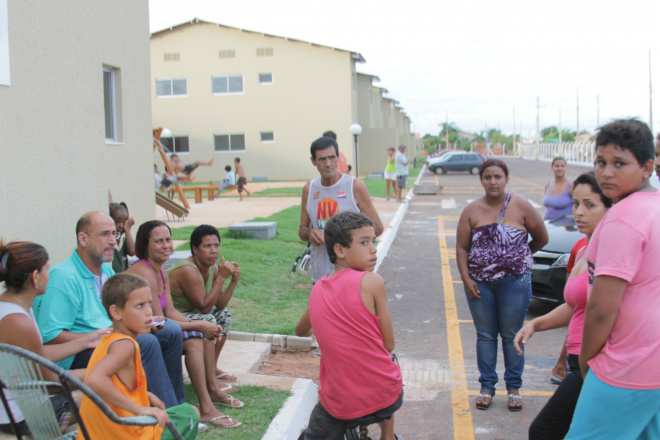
[456,159,548,412]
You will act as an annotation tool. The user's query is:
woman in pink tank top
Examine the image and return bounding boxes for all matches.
[514,172,612,439]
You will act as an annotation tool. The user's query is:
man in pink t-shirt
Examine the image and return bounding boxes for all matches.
[566,119,660,439]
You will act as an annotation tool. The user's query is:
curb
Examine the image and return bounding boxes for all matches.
[261,378,318,440]
[228,331,317,351]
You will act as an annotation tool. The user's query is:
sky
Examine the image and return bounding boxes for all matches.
[149,0,660,138]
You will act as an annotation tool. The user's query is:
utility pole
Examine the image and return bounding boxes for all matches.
[535,97,540,160]
[650,49,654,133]
[445,110,449,150]
[512,106,516,156]
[576,87,580,137]
[559,108,562,154]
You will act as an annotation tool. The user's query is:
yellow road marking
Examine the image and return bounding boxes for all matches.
[438,216,474,440]
[509,175,546,189]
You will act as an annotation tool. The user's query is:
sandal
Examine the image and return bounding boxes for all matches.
[219,384,239,394]
[216,372,239,383]
[507,391,523,411]
[204,414,242,428]
[475,392,492,410]
[215,395,245,409]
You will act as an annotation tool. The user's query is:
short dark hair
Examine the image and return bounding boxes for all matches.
[310,136,339,159]
[109,202,128,218]
[324,212,374,264]
[595,119,654,166]
[135,221,171,260]
[478,159,509,178]
[234,157,241,163]
[551,156,566,166]
[0,240,49,291]
[75,213,92,236]
[190,224,221,250]
[322,130,337,141]
[573,171,613,208]
[102,273,149,316]
[225,165,231,172]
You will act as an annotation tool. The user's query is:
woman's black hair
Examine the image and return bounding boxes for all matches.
[135,221,171,259]
[573,171,613,208]
[0,241,49,291]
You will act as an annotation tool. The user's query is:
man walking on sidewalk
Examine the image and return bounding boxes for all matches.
[395,145,409,203]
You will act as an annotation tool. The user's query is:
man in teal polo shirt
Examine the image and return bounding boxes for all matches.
[34,211,184,408]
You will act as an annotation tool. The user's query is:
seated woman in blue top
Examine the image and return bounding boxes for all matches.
[543,157,574,220]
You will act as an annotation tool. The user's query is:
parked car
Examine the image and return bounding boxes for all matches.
[426,149,459,161]
[531,215,580,303]
[532,173,660,303]
[427,152,484,175]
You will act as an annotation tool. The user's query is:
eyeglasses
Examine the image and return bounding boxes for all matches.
[84,230,121,240]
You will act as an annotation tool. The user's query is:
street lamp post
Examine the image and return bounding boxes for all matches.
[349,123,362,178]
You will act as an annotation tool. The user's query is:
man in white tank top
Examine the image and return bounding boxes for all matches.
[299,136,384,282]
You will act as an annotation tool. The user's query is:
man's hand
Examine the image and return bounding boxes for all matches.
[83,328,113,349]
[308,229,325,246]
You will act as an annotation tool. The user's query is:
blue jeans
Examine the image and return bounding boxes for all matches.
[137,319,184,408]
[466,273,531,395]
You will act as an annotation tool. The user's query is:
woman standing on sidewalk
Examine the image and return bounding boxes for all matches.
[543,157,574,221]
[456,159,548,412]
[384,147,397,201]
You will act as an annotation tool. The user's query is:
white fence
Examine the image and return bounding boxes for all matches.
[518,141,595,167]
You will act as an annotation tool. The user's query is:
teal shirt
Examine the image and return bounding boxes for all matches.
[33,249,114,369]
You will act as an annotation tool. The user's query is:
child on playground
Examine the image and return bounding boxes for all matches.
[78,273,198,440]
[218,165,236,193]
[295,211,404,440]
[109,202,135,273]
[565,119,660,439]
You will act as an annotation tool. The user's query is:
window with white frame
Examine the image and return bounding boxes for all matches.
[214,134,245,152]
[258,73,273,84]
[212,75,244,94]
[156,78,187,97]
[260,132,274,142]
[103,66,117,141]
[160,136,190,154]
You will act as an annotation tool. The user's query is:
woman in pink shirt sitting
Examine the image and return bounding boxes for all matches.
[514,171,611,439]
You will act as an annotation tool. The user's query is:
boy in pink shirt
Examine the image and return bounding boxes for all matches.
[295,211,403,440]
[566,119,660,439]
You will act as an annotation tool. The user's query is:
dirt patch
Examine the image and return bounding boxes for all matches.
[257,348,321,386]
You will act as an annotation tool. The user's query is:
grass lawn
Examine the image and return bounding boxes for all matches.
[170,205,312,335]
[361,165,421,198]
[184,384,291,440]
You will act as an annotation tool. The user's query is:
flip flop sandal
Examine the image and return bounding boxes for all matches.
[219,384,239,393]
[508,393,523,411]
[216,372,239,383]
[205,415,242,428]
[550,375,563,385]
[215,395,245,409]
[475,393,492,410]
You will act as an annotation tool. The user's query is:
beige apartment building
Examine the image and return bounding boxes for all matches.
[0,0,154,264]
[150,19,418,181]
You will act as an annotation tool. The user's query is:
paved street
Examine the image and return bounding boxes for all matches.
[378,158,586,440]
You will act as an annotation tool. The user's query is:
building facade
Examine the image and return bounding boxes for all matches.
[0,0,154,264]
[150,19,418,181]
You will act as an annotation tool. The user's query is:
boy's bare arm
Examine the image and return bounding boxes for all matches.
[85,339,166,426]
[579,275,626,378]
[295,308,313,337]
[363,273,395,352]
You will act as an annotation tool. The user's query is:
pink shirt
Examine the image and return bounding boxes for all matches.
[564,245,588,355]
[586,190,660,389]
[309,269,402,419]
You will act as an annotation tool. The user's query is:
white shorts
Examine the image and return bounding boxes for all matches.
[384,172,396,180]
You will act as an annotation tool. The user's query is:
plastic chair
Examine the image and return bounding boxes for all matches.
[0,343,183,440]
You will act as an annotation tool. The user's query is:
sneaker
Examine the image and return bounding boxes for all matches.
[197,422,209,433]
